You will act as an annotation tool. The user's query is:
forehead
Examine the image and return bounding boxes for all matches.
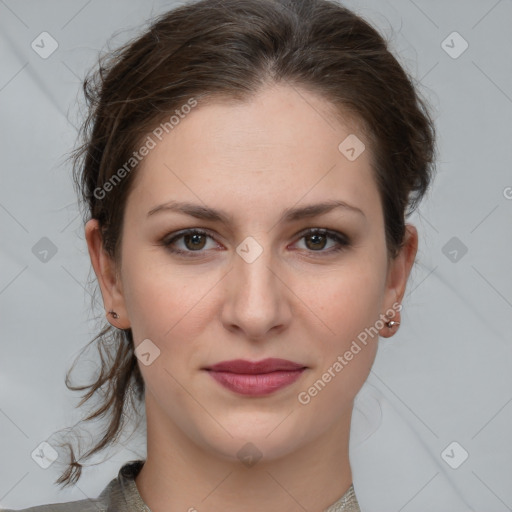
[126,84,381,226]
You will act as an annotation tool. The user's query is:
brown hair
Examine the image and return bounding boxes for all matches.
[56,0,435,486]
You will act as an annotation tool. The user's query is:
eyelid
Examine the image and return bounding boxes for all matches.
[294,227,349,243]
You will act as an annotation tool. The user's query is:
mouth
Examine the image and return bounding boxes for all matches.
[203,358,307,396]
[204,357,306,374]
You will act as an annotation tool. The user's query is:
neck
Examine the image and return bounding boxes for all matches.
[135,392,354,512]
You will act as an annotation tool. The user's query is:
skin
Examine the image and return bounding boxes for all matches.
[85,83,417,512]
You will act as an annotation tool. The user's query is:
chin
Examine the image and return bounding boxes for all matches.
[195,419,308,466]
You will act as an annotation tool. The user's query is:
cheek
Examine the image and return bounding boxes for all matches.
[122,263,210,341]
[298,254,387,396]
[306,251,388,337]
[120,262,212,401]
[118,229,204,340]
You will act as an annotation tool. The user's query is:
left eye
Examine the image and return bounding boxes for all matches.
[294,228,349,252]
[162,228,349,256]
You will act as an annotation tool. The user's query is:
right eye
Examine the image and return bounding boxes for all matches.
[161,229,223,257]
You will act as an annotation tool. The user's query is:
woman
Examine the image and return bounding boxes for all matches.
[2,0,435,510]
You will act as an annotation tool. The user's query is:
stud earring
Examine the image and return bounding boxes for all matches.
[108,310,119,319]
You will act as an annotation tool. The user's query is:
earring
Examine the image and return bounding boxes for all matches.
[386,320,400,328]
[108,310,119,319]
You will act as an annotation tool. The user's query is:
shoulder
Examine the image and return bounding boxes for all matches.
[0,497,106,512]
[0,459,146,512]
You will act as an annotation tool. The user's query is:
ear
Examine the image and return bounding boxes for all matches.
[85,219,130,329]
[380,224,418,338]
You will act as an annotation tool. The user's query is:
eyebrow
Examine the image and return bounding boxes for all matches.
[147,199,366,224]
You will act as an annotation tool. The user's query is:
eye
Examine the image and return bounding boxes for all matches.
[292,228,350,254]
[162,229,219,256]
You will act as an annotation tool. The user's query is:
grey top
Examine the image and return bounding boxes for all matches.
[1,460,361,512]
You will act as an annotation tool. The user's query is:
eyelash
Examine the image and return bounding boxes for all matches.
[161,228,350,258]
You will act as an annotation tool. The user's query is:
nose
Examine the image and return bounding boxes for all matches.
[220,238,292,341]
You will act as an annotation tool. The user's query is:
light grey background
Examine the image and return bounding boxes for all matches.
[0,0,511,511]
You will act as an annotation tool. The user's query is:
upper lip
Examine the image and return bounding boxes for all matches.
[204,358,306,374]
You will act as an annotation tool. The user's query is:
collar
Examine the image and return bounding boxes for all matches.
[101,460,360,511]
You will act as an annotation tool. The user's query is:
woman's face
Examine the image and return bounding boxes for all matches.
[87,84,416,463]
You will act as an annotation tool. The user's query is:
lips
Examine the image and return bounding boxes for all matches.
[203,358,307,396]
[205,358,306,374]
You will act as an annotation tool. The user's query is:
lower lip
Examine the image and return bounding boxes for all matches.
[206,369,306,396]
